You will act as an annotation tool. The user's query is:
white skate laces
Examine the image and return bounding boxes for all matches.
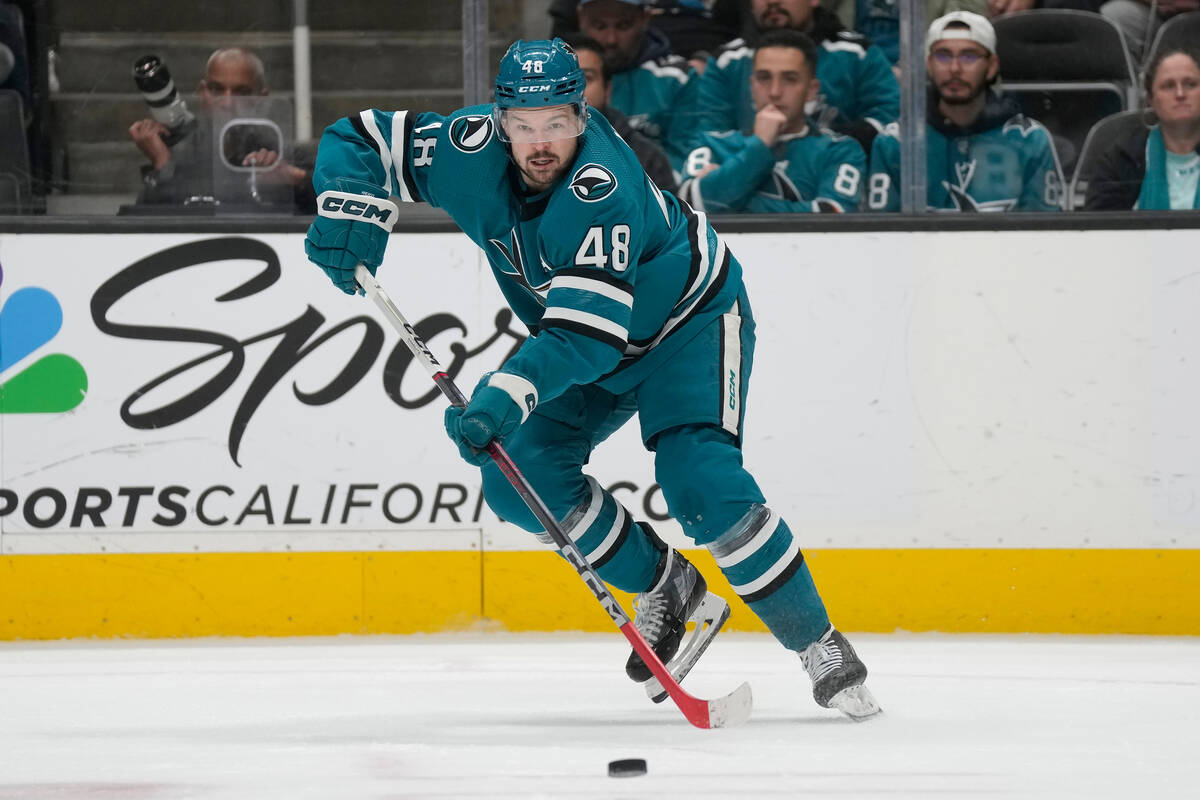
[633,591,669,642]
[627,549,732,703]
[797,625,882,720]
[799,625,844,684]
[632,549,689,644]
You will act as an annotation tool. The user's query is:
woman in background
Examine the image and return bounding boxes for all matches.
[1086,45,1200,210]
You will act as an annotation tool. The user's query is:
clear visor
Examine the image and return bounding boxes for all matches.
[495,103,586,144]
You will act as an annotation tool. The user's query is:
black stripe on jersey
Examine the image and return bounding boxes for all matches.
[553,267,634,297]
[680,204,703,312]
[626,330,656,350]
[591,512,632,570]
[540,316,627,352]
[691,244,731,318]
[348,114,381,157]
[397,112,423,203]
[625,242,731,353]
[739,550,807,604]
[621,205,698,351]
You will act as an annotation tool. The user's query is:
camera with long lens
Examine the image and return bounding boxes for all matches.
[132,54,197,146]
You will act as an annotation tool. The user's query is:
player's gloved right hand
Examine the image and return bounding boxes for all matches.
[305,190,400,294]
[444,372,538,466]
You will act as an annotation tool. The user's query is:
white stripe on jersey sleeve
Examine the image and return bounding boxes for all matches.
[549,274,634,307]
[823,39,867,59]
[358,110,394,197]
[390,110,414,203]
[540,308,629,341]
[648,178,672,224]
[716,43,751,69]
[681,177,706,213]
[639,59,688,84]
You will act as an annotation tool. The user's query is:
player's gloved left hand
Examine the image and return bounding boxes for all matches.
[444,372,538,466]
[305,190,400,294]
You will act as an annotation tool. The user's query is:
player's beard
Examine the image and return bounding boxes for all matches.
[517,147,566,191]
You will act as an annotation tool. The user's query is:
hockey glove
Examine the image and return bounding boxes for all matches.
[305,190,400,294]
[444,372,538,466]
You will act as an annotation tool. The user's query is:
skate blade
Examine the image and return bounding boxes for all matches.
[828,684,882,721]
[643,592,731,704]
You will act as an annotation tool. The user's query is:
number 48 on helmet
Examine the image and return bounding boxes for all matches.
[492,38,588,144]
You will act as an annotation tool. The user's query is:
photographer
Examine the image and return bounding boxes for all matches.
[128,47,315,212]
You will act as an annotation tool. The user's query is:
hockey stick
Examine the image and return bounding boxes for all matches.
[354,264,752,729]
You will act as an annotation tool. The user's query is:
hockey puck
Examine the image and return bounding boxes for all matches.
[607,758,647,778]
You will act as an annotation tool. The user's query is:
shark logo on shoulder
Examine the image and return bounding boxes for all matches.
[569,164,618,202]
[449,115,494,154]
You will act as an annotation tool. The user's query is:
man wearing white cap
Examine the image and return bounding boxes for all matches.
[866,11,1066,212]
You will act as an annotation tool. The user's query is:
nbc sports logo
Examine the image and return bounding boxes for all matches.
[0,262,88,413]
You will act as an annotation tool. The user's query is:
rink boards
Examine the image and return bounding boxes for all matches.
[1,229,1199,638]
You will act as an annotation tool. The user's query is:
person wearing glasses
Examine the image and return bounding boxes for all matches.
[865,12,1066,212]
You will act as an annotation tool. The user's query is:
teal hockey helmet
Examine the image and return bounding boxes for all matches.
[493,38,588,143]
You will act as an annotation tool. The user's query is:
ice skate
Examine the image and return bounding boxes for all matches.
[626,549,731,703]
[799,625,881,721]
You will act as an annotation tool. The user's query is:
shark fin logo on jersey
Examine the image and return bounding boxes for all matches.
[569,164,618,203]
[770,163,802,202]
[449,115,494,153]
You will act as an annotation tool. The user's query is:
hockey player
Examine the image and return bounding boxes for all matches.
[679,29,866,213]
[692,0,899,154]
[866,12,1065,212]
[304,37,880,719]
[575,0,699,168]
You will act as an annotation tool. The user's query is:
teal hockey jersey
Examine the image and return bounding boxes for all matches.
[678,127,866,213]
[693,13,900,152]
[312,105,740,405]
[867,98,1066,212]
[609,48,699,168]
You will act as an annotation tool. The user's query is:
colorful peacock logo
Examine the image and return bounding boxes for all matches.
[0,261,88,413]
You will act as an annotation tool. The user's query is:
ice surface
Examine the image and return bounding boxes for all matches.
[0,633,1196,799]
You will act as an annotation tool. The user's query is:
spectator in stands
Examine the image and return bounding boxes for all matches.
[1085,45,1200,210]
[573,0,699,166]
[0,33,11,86]
[822,1,988,66]
[550,0,749,73]
[0,0,31,116]
[986,0,1106,15]
[1100,0,1199,64]
[694,0,899,155]
[867,11,1066,211]
[678,28,866,211]
[566,34,679,191]
[128,47,315,212]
